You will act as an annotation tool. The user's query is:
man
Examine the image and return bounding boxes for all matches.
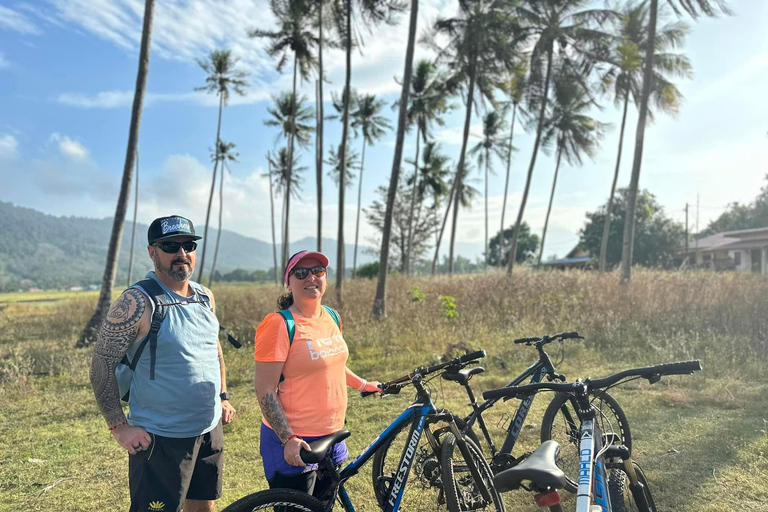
[90,215,236,512]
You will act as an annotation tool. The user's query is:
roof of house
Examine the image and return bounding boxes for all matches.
[692,226,768,252]
[542,256,591,266]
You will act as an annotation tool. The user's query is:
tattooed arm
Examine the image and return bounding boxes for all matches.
[89,288,152,454]
[254,361,311,466]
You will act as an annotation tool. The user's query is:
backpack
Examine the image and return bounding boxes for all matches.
[276,305,341,383]
[116,278,241,402]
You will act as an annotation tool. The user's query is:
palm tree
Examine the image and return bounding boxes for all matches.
[194,49,249,283]
[371,0,417,319]
[469,110,508,270]
[263,153,280,284]
[403,59,449,275]
[326,142,360,187]
[250,0,318,267]
[350,94,391,276]
[78,0,155,347]
[619,0,723,281]
[264,92,315,265]
[270,147,308,263]
[498,61,527,267]
[208,140,239,287]
[536,73,605,266]
[426,0,520,274]
[126,149,139,287]
[506,0,612,277]
[310,0,331,253]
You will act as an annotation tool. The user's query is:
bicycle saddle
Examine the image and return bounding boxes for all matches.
[442,366,485,386]
[493,440,568,493]
[300,430,351,464]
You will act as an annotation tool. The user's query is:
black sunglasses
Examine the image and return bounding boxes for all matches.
[155,241,197,253]
[290,265,326,280]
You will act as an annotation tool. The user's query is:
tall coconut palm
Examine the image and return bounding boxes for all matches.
[498,61,527,267]
[126,149,139,287]
[78,0,155,347]
[264,92,315,265]
[403,59,449,275]
[469,110,508,270]
[270,147,308,263]
[250,0,318,266]
[194,49,249,283]
[208,140,238,287]
[506,0,613,277]
[426,0,520,275]
[371,0,417,319]
[326,142,360,187]
[350,94,391,276]
[536,73,605,266]
[619,0,723,281]
[263,153,280,284]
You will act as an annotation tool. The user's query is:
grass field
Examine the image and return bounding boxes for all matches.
[1,269,767,511]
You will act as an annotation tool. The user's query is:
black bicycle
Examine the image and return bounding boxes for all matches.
[372,331,631,506]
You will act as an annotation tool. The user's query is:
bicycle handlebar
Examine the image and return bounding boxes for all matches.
[513,331,583,345]
[482,360,702,400]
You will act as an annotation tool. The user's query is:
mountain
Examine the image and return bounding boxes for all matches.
[0,202,373,291]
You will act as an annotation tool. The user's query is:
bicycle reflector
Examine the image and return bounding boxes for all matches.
[534,491,561,507]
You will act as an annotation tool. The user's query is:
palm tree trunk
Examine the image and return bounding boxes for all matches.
[336,0,352,302]
[284,53,299,269]
[197,93,224,282]
[599,90,630,272]
[499,103,517,267]
[127,149,139,287]
[484,146,489,271]
[352,140,367,277]
[507,46,554,276]
[371,0,418,319]
[268,166,279,284]
[537,146,563,267]
[208,163,225,287]
[431,176,457,275]
[448,58,477,275]
[77,0,155,347]
[621,0,658,284]
[404,127,421,275]
[316,1,324,253]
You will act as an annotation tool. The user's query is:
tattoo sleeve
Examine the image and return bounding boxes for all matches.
[258,392,293,442]
[89,289,147,428]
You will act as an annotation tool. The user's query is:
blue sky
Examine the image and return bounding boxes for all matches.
[1,0,766,262]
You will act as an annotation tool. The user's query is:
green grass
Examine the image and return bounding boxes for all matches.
[1,269,767,511]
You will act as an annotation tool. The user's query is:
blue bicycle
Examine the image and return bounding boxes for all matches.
[222,350,503,512]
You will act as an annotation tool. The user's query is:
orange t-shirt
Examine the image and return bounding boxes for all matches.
[254,309,348,436]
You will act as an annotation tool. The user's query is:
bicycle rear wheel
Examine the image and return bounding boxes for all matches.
[440,433,505,512]
[221,489,325,512]
[609,461,657,512]
[540,389,631,490]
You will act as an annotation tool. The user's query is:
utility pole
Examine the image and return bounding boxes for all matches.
[685,203,689,266]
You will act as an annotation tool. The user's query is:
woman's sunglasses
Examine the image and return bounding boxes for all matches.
[290,265,326,280]
[155,241,197,253]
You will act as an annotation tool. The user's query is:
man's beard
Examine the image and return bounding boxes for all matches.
[155,256,194,282]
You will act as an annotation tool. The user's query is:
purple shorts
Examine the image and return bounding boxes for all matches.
[260,423,349,481]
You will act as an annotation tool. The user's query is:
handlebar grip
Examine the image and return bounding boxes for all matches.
[458,350,486,363]
[648,360,702,376]
[361,383,385,398]
[560,331,580,339]
[514,337,539,344]
[482,387,523,400]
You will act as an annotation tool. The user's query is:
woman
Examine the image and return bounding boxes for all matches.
[254,250,381,496]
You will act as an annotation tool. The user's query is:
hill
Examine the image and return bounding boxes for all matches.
[0,202,373,291]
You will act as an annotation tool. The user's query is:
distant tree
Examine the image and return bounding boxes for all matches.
[356,261,380,279]
[208,140,239,287]
[580,188,684,268]
[269,147,307,266]
[703,175,768,234]
[488,222,540,267]
[325,143,359,188]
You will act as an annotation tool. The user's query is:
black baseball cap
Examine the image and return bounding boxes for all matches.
[147,215,202,245]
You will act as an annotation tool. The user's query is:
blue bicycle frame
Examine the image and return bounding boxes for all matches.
[576,416,612,512]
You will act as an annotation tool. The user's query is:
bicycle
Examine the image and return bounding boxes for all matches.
[221,350,502,512]
[371,331,631,506]
[481,360,702,512]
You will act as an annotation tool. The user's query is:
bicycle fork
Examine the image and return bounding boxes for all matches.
[447,418,494,503]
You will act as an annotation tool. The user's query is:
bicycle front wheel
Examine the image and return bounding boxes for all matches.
[540,389,631,490]
[609,461,657,512]
[440,433,505,512]
[221,489,325,512]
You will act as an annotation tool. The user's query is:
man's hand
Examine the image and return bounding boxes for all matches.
[221,400,236,425]
[112,424,152,455]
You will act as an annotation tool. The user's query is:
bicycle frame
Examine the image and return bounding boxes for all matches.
[576,415,612,512]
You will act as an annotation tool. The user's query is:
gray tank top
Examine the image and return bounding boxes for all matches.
[125,271,222,437]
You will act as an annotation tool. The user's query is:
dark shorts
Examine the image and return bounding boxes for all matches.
[129,422,223,512]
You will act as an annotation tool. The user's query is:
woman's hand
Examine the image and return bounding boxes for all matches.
[284,436,312,466]
[361,381,384,395]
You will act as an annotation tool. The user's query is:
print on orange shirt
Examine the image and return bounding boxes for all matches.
[255,310,349,436]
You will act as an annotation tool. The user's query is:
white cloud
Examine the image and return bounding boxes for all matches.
[50,133,89,159]
[56,88,271,109]
[0,134,19,158]
[0,52,9,69]
[0,5,42,35]
[434,123,484,147]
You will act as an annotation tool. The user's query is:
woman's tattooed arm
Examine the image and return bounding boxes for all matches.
[89,289,148,428]
[254,362,293,442]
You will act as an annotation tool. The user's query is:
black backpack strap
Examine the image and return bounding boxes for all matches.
[134,278,168,381]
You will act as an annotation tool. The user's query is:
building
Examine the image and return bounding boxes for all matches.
[541,246,592,270]
[686,227,768,273]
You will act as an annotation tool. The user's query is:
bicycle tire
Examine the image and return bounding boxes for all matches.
[440,433,505,512]
[221,488,325,512]
[609,461,657,512]
[540,389,631,490]
[371,409,479,508]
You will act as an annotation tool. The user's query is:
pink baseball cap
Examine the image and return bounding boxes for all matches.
[284,250,330,286]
